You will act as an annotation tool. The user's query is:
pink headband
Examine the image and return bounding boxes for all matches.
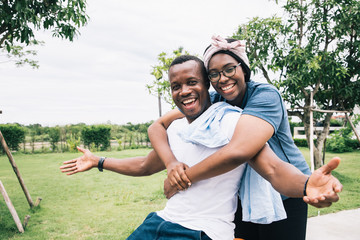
[203,35,250,71]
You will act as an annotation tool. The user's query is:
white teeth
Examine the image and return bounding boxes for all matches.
[221,84,234,91]
[183,99,195,104]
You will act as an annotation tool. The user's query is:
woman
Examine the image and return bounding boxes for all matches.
[147,36,333,240]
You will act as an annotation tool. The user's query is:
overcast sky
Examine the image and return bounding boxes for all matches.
[0,0,284,126]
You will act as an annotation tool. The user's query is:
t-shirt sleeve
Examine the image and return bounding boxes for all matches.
[220,112,242,141]
[242,86,284,133]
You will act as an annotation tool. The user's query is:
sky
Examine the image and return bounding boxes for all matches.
[0,0,284,126]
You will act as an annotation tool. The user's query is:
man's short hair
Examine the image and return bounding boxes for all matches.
[169,55,210,89]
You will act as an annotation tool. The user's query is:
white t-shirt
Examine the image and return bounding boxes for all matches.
[157,111,244,240]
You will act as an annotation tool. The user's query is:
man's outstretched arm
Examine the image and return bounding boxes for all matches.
[248,145,342,207]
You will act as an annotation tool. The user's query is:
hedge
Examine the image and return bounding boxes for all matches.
[81,125,111,151]
[0,124,25,151]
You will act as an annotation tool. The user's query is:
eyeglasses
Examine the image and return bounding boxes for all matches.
[208,63,242,83]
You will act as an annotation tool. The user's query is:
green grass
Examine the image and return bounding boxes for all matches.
[0,148,359,239]
[0,149,167,240]
[299,147,360,217]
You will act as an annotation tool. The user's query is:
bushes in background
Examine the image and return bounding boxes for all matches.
[0,124,25,151]
[81,125,111,151]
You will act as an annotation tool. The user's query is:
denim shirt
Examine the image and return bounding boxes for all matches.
[210,81,311,178]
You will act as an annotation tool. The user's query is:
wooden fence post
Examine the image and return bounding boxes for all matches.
[0,180,25,233]
[345,113,360,145]
[0,130,34,208]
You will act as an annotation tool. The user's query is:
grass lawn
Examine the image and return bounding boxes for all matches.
[299,147,360,217]
[0,148,359,239]
[0,149,166,240]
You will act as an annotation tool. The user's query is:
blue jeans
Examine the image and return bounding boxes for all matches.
[126,212,212,240]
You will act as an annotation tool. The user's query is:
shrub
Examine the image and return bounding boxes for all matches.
[67,134,81,152]
[330,118,343,127]
[326,120,359,153]
[326,134,353,153]
[0,124,25,152]
[345,139,360,150]
[115,138,123,151]
[81,125,111,151]
[293,138,308,148]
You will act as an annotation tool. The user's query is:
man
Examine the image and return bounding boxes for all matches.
[60,55,342,239]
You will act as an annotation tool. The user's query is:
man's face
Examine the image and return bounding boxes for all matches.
[169,60,211,123]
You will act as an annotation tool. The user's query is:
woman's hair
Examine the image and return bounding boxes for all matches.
[204,38,251,82]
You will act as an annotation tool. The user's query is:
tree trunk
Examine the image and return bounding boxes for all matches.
[23,138,26,153]
[123,134,126,150]
[303,97,312,149]
[302,95,334,169]
[30,138,35,153]
[313,112,333,168]
[304,109,333,169]
[158,93,162,117]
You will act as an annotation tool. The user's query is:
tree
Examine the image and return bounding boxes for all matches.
[233,0,360,169]
[26,123,43,153]
[146,47,191,112]
[0,0,89,67]
[48,126,60,152]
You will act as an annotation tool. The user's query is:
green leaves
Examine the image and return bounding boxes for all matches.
[146,47,192,107]
[233,0,360,168]
[233,0,360,112]
[81,125,111,151]
[0,0,89,67]
[233,16,285,84]
[1,40,42,68]
[0,124,26,152]
[48,126,61,152]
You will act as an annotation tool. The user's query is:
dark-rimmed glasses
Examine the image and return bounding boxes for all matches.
[208,62,241,83]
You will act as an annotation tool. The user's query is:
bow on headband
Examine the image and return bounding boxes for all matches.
[203,35,250,71]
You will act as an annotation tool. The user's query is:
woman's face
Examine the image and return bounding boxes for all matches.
[208,53,246,106]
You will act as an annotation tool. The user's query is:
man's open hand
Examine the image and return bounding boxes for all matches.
[304,157,343,208]
[60,147,98,175]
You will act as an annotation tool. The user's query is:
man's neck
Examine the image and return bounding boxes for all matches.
[185,102,212,124]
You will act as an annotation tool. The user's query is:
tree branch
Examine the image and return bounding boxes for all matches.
[287,109,304,120]
[259,64,272,84]
[0,31,10,48]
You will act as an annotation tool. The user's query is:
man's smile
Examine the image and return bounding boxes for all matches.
[182,98,196,106]
[181,98,198,111]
